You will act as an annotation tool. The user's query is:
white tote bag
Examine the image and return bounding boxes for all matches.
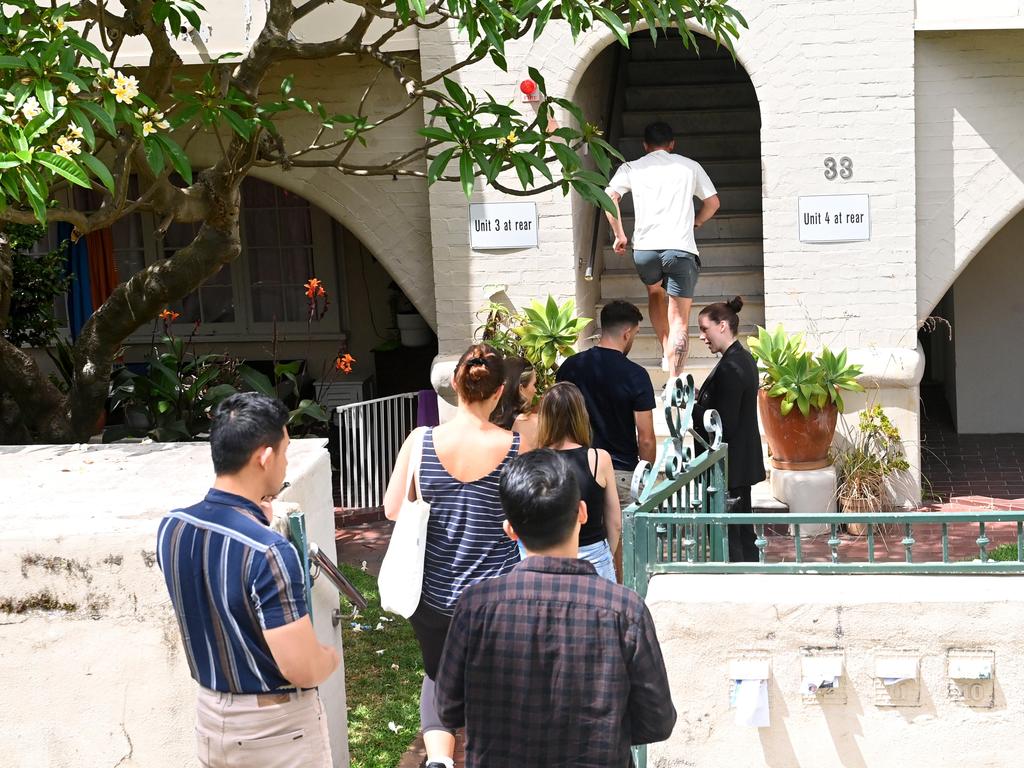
[378,427,430,618]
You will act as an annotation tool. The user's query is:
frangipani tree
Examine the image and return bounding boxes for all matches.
[0,0,744,442]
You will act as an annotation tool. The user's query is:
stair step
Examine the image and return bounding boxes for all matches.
[621,108,761,136]
[595,295,765,334]
[626,59,751,85]
[613,211,763,242]
[625,83,757,111]
[618,134,760,162]
[602,238,764,271]
[616,185,761,216]
[611,157,762,185]
[601,265,763,298]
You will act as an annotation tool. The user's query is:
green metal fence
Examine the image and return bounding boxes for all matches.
[624,376,1024,768]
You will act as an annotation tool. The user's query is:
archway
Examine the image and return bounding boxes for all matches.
[571,29,764,388]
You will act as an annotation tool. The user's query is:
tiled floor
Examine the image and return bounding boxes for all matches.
[918,385,1024,510]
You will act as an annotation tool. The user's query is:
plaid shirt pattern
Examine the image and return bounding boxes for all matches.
[435,557,676,767]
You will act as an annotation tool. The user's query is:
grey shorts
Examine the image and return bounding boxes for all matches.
[633,249,700,298]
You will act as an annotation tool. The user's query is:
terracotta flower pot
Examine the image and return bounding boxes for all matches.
[758,389,838,470]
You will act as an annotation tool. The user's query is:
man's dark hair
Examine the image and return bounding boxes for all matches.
[500,450,581,551]
[600,299,643,335]
[210,393,289,475]
[643,121,674,148]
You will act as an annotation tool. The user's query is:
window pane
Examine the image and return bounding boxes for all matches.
[278,186,308,207]
[116,250,145,280]
[249,248,282,286]
[283,288,308,323]
[242,177,277,208]
[164,221,200,250]
[178,293,202,325]
[279,247,313,286]
[278,208,311,244]
[244,209,279,248]
[205,263,233,287]
[252,286,284,323]
[201,287,235,324]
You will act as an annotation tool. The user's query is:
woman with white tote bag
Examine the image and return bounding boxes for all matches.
[382,343,520,768]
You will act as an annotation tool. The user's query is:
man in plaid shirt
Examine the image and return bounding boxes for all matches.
[434,449,676,767]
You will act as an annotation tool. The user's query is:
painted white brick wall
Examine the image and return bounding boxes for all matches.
[916,30,1024,320]
[421,0,919,354]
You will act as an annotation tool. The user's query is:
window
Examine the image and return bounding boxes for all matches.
[37,177,341,342]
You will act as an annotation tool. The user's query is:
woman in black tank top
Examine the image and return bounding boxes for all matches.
[536,383,621,582]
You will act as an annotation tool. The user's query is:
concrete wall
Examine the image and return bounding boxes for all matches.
[916,29,1024,321]
[0,441,348,767]
[949,210,1024,432]
[649,573,1024,767]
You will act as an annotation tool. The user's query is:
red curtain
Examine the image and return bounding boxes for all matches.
[86,228,119,308]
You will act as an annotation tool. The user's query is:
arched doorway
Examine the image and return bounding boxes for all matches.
[919,208,1024,505]
[575,30,764,388]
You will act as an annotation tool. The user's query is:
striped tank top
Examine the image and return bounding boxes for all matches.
[418,427,521,615]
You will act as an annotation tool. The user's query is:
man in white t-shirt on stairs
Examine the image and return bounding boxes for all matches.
[605,121,720,378]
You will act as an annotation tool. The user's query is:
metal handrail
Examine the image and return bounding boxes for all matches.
[584,43,627,282]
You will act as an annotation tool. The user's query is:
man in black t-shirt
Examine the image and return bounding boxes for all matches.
[557,300,657,511]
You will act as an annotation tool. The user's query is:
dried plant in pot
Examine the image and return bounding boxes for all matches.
[834,405,910,535]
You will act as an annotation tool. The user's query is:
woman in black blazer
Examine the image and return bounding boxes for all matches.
[692,296,766,562]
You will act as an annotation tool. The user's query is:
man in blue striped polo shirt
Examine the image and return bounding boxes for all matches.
[157,393,339,767]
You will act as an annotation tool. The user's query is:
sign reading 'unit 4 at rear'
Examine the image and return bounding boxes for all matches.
[798,194,870,243]
[469,202,538,249]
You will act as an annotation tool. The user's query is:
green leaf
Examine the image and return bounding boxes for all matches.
[36,151,91,188]
[419,126,455,142]
[597,4,631,44]
[0,55,23,70]
[75,100,117,138]
[527,67,546,95]
[238,365,275,397]
[145,138,165,175]
[221,108,253,139]
[34,80,54,115]
[19,167,49,223]
[153,134,193,184]
[518,150,553,182]
[78,153,115,194]
[459,151,474,200]
[443,78,470,111]
[427,147,456,184]
[67,105,96,149]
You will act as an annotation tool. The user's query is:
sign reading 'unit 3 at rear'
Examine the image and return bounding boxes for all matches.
[469,202,538,249]
[798,194,870,243]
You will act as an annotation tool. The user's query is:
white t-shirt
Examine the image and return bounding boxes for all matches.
[605,150,717,253]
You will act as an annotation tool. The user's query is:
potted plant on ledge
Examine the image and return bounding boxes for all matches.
[748,325,865,470]
[834,405,910,533]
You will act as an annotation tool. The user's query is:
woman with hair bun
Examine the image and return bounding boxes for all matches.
[489,356,539,450]
[692,296,766,562]
[384,343,521,767]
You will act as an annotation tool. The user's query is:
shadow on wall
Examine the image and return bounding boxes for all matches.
[916,29,1024,322]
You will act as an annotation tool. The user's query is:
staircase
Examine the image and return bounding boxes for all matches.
[594,32,765,393]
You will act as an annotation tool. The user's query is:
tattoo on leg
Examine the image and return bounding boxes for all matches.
[673,335,688,372]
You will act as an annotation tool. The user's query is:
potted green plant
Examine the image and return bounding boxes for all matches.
[478,296,590,393]
[748,325,864,470]
[834,405,910,533]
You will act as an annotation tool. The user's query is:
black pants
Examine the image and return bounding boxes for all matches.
[408,599,455,735]
[728,485,759,563]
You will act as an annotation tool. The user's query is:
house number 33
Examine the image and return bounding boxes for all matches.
[824,156,853,180]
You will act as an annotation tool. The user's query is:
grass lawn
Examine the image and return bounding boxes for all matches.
[339,563,423,768]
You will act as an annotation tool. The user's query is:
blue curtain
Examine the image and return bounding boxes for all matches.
[58,222,93,340]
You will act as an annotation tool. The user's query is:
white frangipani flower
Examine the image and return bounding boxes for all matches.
[20,96,42,120]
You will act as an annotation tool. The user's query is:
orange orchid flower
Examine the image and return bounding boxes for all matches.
[335,353,356,374]
[304,278,325,299]
[159,308,181,322]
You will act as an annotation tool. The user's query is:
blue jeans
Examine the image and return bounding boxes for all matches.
[578,540,616,582]
[519,539,617,583]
